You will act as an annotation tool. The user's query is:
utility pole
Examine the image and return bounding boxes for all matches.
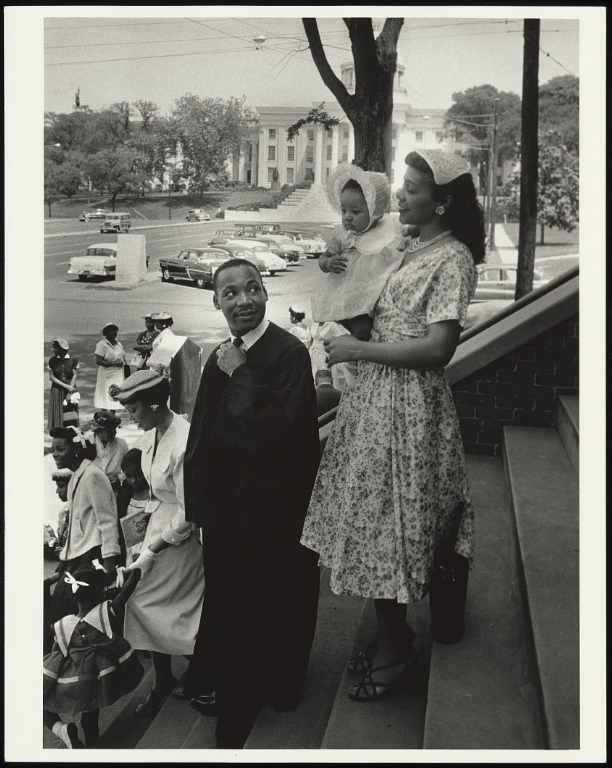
[516,19,540,300]
[489,98,500,249]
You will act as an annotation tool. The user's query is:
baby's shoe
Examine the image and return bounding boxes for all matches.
[53,721,84,749]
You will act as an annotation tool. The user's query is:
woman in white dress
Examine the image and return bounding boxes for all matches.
[113,369,205,717]
[94,323,127,410]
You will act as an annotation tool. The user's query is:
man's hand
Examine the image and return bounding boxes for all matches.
[217,342,247,377]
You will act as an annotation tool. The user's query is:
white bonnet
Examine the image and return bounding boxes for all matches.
[326,164,390,221]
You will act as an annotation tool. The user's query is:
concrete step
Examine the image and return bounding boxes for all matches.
[179,711,218,748]
[244,571,365,749]
[321,599,431,749]
[555,395,579,478]
[503,426,579,749]
[423,455,544,749]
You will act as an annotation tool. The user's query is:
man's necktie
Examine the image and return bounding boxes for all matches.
[233,337,243,348]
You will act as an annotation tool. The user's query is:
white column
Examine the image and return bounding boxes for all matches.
[330,125,339,169]
[257,129,267,187]
[314,126,323,184]
[347,126,355,166]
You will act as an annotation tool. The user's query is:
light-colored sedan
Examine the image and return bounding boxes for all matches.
[278,230,327,257]
[68,242,149,281]
[247,235,304,264]
[473,265,549,302]
[228,239,287,275]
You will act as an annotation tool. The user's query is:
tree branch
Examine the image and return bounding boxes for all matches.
[303,18,352,110]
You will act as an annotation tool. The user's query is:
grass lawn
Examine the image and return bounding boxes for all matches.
[45,188,281,221]
[501,222,579,258]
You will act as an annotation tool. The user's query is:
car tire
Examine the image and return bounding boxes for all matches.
[195,278,206,289]
[269,270,276,276]
[78,275,88,282]
[161,268,173,283]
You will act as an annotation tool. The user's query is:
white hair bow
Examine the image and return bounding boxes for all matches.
[68,426,88,449]
[64,572,89,594]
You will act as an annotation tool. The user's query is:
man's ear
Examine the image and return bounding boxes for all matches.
[213,293,220,310]
[262,284,268,300]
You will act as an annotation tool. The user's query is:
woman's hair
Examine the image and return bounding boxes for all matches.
[120,377,171,408]
[71,565,107,602]
[289,307,306,323]
[405,152,486,265]
[121,448,144,475]
[49,427,97,462]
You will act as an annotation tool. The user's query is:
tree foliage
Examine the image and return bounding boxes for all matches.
[539,75,579,154]
[86,146,145,210]
[44,146,84,216]
[287,103,339,142]
[445,84,522,167]
[170,95,258,197]
[302,17,403,173]
[502,130,579,244]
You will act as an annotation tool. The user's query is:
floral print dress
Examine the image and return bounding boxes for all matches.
[301,239,477,604]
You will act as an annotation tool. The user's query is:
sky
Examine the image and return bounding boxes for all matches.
[42,10,580,117]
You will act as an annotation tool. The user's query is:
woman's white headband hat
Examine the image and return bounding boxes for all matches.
[114,369,165,402]
[53,338,69,351]
[411,149,471,186]
[326,164,390,221]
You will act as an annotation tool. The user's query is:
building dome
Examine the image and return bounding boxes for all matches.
[340,57,407,100]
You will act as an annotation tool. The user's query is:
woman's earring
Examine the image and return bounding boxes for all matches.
[150,404,159,412]
[435,205,446,216]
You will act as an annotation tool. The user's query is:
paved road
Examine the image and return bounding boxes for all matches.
[44,221,322,447]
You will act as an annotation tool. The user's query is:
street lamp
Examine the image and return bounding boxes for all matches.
[253,35,267,49]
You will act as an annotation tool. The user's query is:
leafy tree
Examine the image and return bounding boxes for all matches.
[302,17,404,173]
[44,148,83,217]
[445,85,522,183]
[86,146,144,210]
[502,130,579,244]
[133,100,160,131]
[170,95,258,198]
[539,75,579,154]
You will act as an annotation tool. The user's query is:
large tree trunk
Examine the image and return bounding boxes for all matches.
[516,19,540,300]
[302,17,402,176]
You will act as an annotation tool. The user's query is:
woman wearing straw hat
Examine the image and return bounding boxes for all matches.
[112,369,205,717]
[48,338,80,430]
[94,323,127,410]
[85,410,129,494]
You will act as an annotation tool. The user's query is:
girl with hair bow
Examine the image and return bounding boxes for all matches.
[43,563,144,748]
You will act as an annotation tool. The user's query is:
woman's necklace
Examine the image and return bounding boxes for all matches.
[407,229,452,253]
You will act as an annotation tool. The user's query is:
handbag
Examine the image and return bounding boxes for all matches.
[429,503,469,644]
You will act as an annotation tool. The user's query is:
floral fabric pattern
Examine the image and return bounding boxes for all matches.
[301,239,477,604]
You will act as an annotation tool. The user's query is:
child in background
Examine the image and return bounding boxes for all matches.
[43,564,144,748]
[288,306,312,348]
[117,449,150,565]
[311,164,403,388]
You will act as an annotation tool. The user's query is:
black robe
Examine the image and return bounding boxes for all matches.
[184,322,321,745]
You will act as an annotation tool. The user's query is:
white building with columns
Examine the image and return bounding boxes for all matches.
[231,59,468,189]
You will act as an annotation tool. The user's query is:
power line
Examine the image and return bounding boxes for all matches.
[508,19,577,77]
[45,19,188,31]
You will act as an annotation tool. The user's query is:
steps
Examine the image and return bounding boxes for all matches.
[273,185,340,223]
[503,424,579,749]
[43,396,580,752]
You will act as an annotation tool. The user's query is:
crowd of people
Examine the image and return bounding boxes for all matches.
[44,150,485,750]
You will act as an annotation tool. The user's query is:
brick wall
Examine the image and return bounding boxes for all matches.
[452,313,579,456]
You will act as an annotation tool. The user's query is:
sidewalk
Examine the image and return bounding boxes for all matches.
[492,222,519,265]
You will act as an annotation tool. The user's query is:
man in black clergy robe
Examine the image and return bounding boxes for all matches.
[183,260,321,749]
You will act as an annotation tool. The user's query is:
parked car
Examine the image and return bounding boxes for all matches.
[535,254,579,281]
[78,209,110,222]
[211,243,270,276]
[100,212,131,233]
[186,208,211,222]
[247,235,304,264]
[259,223,281,234]
[233,224,262,237]
[215,228,239,237]
[472,265,550,302]
[67,242,149,281]
[278,230,327,257]
[227,239,287,275]
[159,247,235,289]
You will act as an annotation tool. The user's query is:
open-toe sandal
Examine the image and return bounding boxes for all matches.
[347,650,418,703]
[346,639,379,674]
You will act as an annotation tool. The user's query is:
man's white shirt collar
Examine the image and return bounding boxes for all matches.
[230,319,269,350]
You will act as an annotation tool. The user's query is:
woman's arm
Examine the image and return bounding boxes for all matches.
[325,320,462,370]
[95,354,123,368]
[48,370,73,391]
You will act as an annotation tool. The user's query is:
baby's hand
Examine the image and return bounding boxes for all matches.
[328,253,349,274]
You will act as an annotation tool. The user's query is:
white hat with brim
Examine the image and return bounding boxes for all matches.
[102,323,119,335]
[114,369,165,403]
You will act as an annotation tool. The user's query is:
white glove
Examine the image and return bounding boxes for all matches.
[130,547,158,576]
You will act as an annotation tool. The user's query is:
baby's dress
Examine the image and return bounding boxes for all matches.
[311,214,403,323]
[43,600,143,716]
